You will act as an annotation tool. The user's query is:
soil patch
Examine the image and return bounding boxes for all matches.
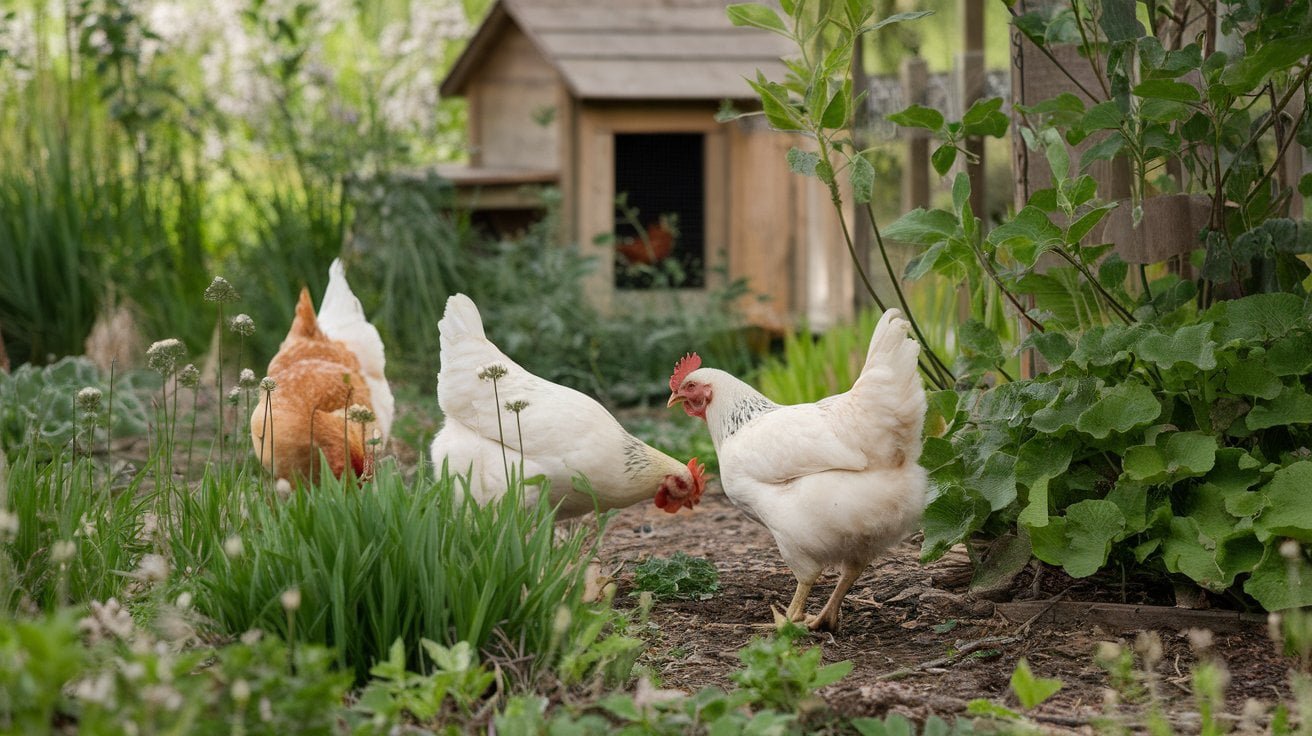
[598,489,1292,730]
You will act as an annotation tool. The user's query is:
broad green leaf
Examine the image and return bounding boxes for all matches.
[962,97,1008,137]
[1062,499,1126,577]
[1254,462,1312,542]
[1097,253,1128,290]
[1016,436,1074,527]
[1027,516,1068,564]
[1123,431,1217,484]
[1106,480,1148,533]
[1221,36,1312,93]
[786,147,819,176]
[1080,132,1125,168]
[1247,386,1312,430]
[1225,361,1282,400]
[1022,332,1074,366]
[957,319,1005,368]
[1075,383,1161,439]
[850,154,875,204]
[814,659,854,687]
[1039,128,1070,181]
[1097,0,1143,42]
[1030,377,1099,434]
[931,144,957,176]
[886,104,943,131]
[1207,292,1306,341]
[1266,334,1312,376]
[883,208,958,245]
[1225,491,1268,518]
[1132,79,1201,102]
[1244,545,1312,610]
[970,451,1018,511]
[1207,447,1263,494]
[952,173,970,216]
[1010,659,1063,709]
[1133,323,1216,370]
[864,10,934,32]
[1069,324,1141,367]
[1163,516,1256,591]
[747,77,805,131]
[726,3,789,35]
[820,84,849,128]
[1082,101,1125,131]
[988,206,1063,265]
[920,483,991,562]
[1067,204,1117,244]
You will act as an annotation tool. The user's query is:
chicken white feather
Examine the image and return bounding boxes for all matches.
[317,258,393,444]
[669,309,927,630]
[430,294,705,518]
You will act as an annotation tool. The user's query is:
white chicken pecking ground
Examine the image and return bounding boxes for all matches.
[667,308,928,631]
[429,293,706,518]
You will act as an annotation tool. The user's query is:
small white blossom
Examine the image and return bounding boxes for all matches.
[146,339,187,376]
[259,377,277,392]
[223,536,244,558]
[259,696,274,723]
[121,660,146,682]
[227,387,242,405]
[141,684,183,711]
[134,554,170,584]
[75,513,96,539]
[73,672,116,706]
[232,678,252,704]
[1281,539,1302,561]
[280,588,301,612]
[240,629,264,646]
[238,369,258,389]
[80,598,134,643]
[275,478,292,500]
[51,540,77,563]
[0,510,17,542]
[175,592,193,609]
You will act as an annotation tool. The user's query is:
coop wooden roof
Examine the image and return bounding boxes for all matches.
[440,0,793,100]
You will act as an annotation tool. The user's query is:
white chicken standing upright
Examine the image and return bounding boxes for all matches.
[430,294,706,518]
[667,309,927,631]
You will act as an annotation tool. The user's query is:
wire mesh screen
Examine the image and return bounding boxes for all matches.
[613,133,705,290]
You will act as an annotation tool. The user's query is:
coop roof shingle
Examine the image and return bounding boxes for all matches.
[440,0,793,100]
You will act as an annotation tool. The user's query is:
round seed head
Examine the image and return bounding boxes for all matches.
[52,539,77,563]
[146,338,187,376]
[178,364,200,388]
[229,313,255,336]
[280,587,301,612]
[227,387,241,405]
[259,377,277,392]
[1281,539,1302,561]
[477,363,509,381]
[203,276,240,303]
[238,368,258,389]
[76,387,103,414]
[505,400,529,413]
[347,404,375,424]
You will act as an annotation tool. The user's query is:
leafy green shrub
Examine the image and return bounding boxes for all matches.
[180,462,612,680]
[0,357,151,461]
[924,292,1312,609]
[632,553,720,601]
[0,607,354,736]
[731,623,852,711]
[354,638,494,727]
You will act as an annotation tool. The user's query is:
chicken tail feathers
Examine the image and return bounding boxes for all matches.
[853,308,926,464]
[289,288,323,339]
[439,294,487,342]
[316,258,393,443]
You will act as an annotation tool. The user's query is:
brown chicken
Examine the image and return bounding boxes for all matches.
[616,217,677,266]
[250,260,393,483]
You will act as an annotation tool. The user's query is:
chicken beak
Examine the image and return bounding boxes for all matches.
[666,391,683,408]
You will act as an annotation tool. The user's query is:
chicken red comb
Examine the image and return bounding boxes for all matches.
[669,352,702,392]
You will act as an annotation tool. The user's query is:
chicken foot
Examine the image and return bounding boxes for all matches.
[804,562,864,632]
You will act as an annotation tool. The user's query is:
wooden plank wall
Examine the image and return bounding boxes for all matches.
[467,24,562,170]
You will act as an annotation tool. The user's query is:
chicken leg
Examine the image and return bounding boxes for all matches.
[805,561,864,632]
[784,578,816,622]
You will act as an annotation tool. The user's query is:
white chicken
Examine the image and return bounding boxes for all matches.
[429,294,706,518]
[667,309,927,631]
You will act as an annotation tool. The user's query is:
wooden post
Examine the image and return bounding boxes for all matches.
[900,56,930,212]
[958,0,986,222]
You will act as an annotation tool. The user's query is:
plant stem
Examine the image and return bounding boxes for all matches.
[866,203,958,385]
[968,242,1046,333]
[1051,247,1136,324]
[1005,6,1103,102]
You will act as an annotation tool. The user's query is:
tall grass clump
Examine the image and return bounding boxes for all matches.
[182,461,606,680]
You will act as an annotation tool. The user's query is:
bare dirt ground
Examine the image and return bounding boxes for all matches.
[597,488,1292,731]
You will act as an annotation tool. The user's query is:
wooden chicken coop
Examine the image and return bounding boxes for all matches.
[438,0,855,330]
